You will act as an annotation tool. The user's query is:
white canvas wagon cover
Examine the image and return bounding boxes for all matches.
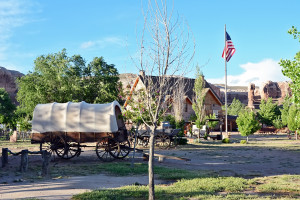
[32,101,122,133]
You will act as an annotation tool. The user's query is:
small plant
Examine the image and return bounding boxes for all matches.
[240,140,247,144]
[222,138,230,143]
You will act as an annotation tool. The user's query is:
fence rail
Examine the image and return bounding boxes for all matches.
[0,131,31,141]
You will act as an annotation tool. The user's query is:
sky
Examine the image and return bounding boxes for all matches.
[0,0,299,86]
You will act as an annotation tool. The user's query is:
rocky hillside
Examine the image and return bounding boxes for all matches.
[0,67,24,104]
[214,81,291,108]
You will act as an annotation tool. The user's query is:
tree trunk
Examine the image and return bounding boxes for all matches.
[148,132,155,200]
[247,136,249,143]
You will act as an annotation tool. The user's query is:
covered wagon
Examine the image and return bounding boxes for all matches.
[31,101,130,161]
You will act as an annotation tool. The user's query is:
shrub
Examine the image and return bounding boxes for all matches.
[240,140,247,144]
[222,138,230,143]
[273,116,284,129]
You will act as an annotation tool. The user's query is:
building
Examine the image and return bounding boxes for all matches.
[120,71,223,122]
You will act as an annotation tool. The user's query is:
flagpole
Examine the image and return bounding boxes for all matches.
[224,24,228,136]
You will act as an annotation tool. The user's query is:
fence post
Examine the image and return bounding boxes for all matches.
[20,149,28,172]
[42,150,51,176]
[2,148,8,167]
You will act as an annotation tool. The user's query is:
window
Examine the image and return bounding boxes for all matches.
[185,100,188,112]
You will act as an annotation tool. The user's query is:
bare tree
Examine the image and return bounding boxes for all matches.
[134,1,195,199]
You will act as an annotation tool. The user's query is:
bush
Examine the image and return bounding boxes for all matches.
[240,140,247,144]
[222,138,230,143]
[273,116,284,129]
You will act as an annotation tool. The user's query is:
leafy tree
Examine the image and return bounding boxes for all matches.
[280,26,300,105]
[206,113,219,131]
[192,66,206,128]
[236,108,261,142]
[17,49,120,120]
[280,96,291,126]
[287,104,300,135]
[227,98,245,116]
[257,98,280,126]
[0,88,16,127]
[272,116,284,129]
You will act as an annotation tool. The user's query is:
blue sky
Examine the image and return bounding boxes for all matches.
[1,0,299,86]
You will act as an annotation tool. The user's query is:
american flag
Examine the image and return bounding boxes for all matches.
[222,32,236,62]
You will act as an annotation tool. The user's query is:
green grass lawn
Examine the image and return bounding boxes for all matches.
[72,163,300,200]
[7,159,299,199]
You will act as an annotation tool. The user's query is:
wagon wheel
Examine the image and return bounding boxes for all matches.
[155,133,171,149]
[170,135,179,148]
[128,130,135,146]
[139,136,149,147]
[56,141,81,159]
[40,140,54,158]
[52,136,68,159]
[116,140,131,159]
[96,138,120,162]
[40,135,62,158]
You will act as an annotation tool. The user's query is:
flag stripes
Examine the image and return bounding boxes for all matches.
[222,32,236,62]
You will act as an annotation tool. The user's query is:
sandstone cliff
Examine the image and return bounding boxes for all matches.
[0,67,24,104]
[214,81,291,109]
[248,81,291,108]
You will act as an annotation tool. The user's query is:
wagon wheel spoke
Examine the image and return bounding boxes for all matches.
[40,140,55,160]
[170,135,179,148]
[155,134,170,149]
[109,139,121,159]
[96,138,119,162]
[54,136,68,159]
[116,140,131,159]
[60,141,81,159]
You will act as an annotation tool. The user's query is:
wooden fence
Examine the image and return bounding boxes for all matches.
[1,148,51,176]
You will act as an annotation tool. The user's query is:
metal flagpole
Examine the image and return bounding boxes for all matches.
[224,24,228,136]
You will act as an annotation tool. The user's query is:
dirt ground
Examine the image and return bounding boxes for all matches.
[1,132,300,200]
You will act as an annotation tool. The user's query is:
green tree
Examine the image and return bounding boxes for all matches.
[206,113,219,131]
[257,98,280,126]
[17,49,120,120]
[287,104,300,135]
[280,96,291,126]
[0,88,16,127]
[236,109,261,142]
[227,98,245,116]
[192,66,206,128]
[280,26,300,105]
[272,116,284,129]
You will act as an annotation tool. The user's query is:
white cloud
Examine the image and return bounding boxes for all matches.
[80,41,95,49]
[80,36,127,49]
[0,0,38,64]
[0,0,35,39]
[207,59,291,86]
